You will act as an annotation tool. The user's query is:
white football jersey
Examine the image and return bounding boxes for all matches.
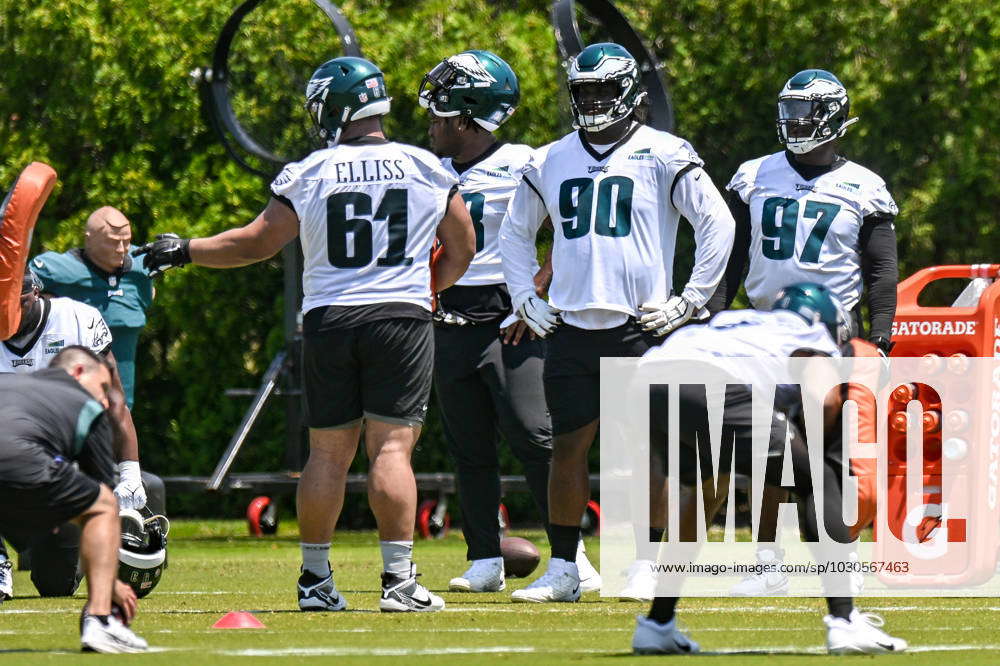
[644,309,840,387]
[0,297,112,374]
[271,139,459,314]
[501,124,733,329]
[443,143,535,286]
[727,151,897,311]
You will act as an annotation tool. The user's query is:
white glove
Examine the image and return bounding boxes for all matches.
[114,461,147,510]
[639,295,700,337]
[517,295,562,338]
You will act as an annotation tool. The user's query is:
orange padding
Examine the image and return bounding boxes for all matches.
[0,162,57,339]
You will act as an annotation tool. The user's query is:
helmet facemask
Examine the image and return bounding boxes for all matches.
[418,60,465,118]
[568,75,642,133]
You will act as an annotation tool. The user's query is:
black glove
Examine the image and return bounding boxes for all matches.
[869,335,893,356]
[131,233,192,278]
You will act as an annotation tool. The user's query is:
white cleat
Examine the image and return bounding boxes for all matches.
[449,557,505,592]
[380,564,445,612]
[632,615,700,655]
[619,560,656,601]
[730,549,789,597]
[80,614,148,654]
[511,558,581,603]
[825,609,908,654]
[297,567,348,611]
[576,542,601,593]
[0,559,12,603]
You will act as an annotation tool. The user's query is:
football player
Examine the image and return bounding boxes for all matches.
[419,50,599,594]
[632,283,907,655]
[719,69,898,595]
[0,346,147,652]
[0,268,156,602]
[134,56,475,612]
[500,42,735,602]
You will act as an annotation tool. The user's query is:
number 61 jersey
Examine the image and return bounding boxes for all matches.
[271,138,458,314]
[727,151,897,311]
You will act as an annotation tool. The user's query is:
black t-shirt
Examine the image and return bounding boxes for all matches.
[0,368,116,485]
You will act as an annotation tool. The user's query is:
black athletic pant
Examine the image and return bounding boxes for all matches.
[434,322,552,561]
[648,384,852,622]
[1,471,166,596]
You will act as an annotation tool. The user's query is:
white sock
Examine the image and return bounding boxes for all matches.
[300,542,331,577]
[380,540,413,576]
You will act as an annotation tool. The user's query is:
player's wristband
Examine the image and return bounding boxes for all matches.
[118,460,142,482]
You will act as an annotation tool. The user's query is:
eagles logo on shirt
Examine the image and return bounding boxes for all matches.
[89,318,112,350]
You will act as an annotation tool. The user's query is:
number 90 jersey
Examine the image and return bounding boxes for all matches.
[503,124,723,323]
[727,151,897,311]
[442,143,535,287]
[271,140,459,314]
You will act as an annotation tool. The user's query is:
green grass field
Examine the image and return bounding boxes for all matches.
[2,520,999,663]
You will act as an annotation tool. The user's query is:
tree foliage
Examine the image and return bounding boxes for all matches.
[1,0,996,513]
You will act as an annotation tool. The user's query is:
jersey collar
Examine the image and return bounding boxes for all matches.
[783,150,847,181]
[451,141,504,175]
[3,297,51,358]
[72,247,132,282]
[577,122,640,162]
[340,135,390,146]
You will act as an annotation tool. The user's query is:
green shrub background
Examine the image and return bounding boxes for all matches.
[2,0,997,518]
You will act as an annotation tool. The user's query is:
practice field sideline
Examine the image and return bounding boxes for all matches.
[1,521,998,664]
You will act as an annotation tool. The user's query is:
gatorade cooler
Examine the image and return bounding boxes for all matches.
[875,264,1000,587]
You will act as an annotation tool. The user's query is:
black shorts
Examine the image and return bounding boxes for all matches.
[0,440,101,549]
[302,317,433,428]
[544,318,661,435]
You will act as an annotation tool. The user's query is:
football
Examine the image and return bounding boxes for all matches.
[500,536,540,578]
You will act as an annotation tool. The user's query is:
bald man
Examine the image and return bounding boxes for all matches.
[31,206,153,407]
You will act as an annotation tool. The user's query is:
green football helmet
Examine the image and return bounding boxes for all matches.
[567,42,645,132]
[305,56,391,145]
[776,69,857,154]
[772,282,851,345]
[418,50,519,131]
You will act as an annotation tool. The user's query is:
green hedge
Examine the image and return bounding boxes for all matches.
[2,0,997,517]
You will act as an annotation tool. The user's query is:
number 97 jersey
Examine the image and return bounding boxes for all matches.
[727,151,897,312]
[271,139,458,314]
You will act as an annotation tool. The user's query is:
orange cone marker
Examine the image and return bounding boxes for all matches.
[212,611,265,629]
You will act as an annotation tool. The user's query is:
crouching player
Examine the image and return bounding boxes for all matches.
[0,347,147,652]
[632,283,907,655]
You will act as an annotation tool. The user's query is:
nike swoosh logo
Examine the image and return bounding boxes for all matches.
[876,642,896,651]
[409,594,432,607]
